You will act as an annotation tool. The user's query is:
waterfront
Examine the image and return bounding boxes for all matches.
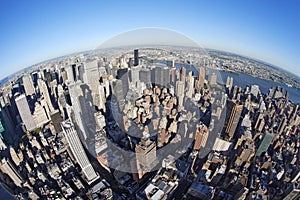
[173,62,300,103]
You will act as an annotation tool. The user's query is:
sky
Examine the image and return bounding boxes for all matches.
[0,0,300,79]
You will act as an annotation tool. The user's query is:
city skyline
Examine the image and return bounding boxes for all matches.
[0,46,299,199]
[1,0,300,80]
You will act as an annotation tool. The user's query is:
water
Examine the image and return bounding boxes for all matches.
[213,69,300,103]
[1,62,299,197]
[173,62,300,104]
[0,185,15,200]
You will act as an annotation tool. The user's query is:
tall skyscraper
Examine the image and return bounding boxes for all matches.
[82,60,100,106]
[33,102,49,128]
[139,68,151,85]
[15,94,36,131]
[180,67,186,82]
[226,76,233,91]
[112,79,125,110]
[134,49,139,66]
[162,66,170,86]
[209,73,217,85]
[225,101,243,139]
[194,125,208,150]
[250,85,260,97]
[22,74,35,96]
[198,66,205,88]
[135,137,156,179]
[0,101,16,145]
[50,110,63,133]
[153,66,163,86]
[117,68,129,98]
[170,67,176,85]
[131,66,141,86]
[38,79,54,112]
[0,158,23,187]
[255,132,274,157]
[66,63,83,82]
[176,81,185,110]
[186,71,195,98]
[278,116,287,134]
[68,81,97,142]
[61,119,98,183]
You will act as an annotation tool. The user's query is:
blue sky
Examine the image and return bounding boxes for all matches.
[0,0,300,79]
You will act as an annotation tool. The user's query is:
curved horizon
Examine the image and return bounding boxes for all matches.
[1,41,299,83]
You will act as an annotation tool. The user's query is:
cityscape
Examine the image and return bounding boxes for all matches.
[0,45,299,200]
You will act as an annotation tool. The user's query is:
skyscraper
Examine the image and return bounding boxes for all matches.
[225,101,243,139]
[61,119,98,183]
[15,94,36,131]
[198,66,205,89]
[180,67,186,82]
[134,49,139,66]
[68,81,97,142]
[162,66,170,86]
[250,85,260,97]
[283,182,300,200]
[0,158,23,187]
[117,68,129,98]
[139,68,151,85]
[194,125,208,150]
[131,66,141,86]
[65,64,75,82]
[82,60,100,106]
[186,71,195,98]
[0,102,15,145]
[32,102,49,128]
[22,74,35,96]
[170,67,176,85]
[50,110,63,133]
[225,76,233,91]
[255,132,274,157]
[135,137,156,179]
[153,66,163,86]
[38,79,54,112]
[209,73,217,85]
[176,81,185,110]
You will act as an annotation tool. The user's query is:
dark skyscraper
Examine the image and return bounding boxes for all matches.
[135,137,156,179]
[224,101,243,140]
[50,110,63,134]
[139,69,151,84]
[134,49,139,66]
[180,67,186,82]
[117,69,129,99]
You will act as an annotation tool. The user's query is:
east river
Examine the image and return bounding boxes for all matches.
[174,63,300,104]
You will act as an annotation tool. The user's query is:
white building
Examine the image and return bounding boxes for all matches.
[250,85,260,97]
[0,158,23,187]
[15,94,36,131]
[82,60,100,106]
[61,119,99,183]
[38,79,54,112]
[33,102,49,128]
[176,81,185,109]
[22,74,35,96]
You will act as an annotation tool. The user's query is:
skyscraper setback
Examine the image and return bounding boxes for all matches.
[61,119,98,183]
[15,94,36,131]
[22,74,35,96]
[135,137,156,179]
